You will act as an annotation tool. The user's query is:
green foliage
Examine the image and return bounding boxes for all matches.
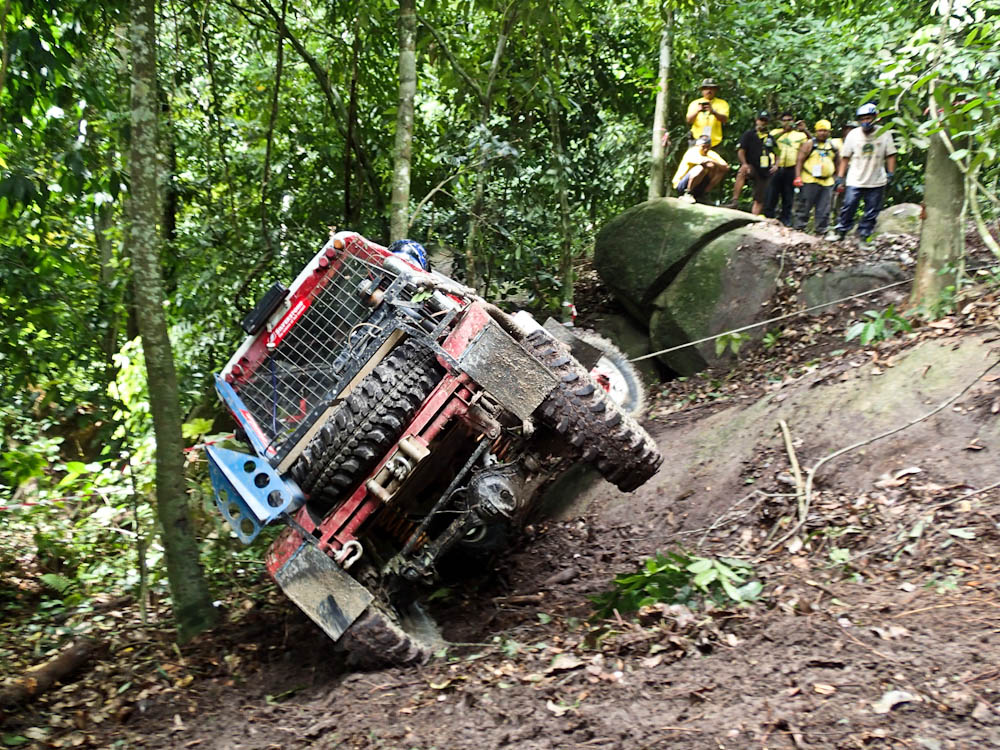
[715,331,749,357]
[591,550,763,619]
[877,0,1000,241]
[845,305,913,345]
[762,329,781,350]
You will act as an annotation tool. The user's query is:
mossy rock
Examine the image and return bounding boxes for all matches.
[875,202,922,236]
[649,225,781,375]
[799,262,906,314]
[594,198,759,323]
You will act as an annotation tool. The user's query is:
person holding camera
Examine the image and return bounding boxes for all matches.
[685,78,729,147]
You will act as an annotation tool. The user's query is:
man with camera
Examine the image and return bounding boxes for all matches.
[685,78,730,147]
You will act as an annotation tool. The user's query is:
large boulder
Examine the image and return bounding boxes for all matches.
[875,202,922,236]
[799,262,907,314]
[593,198,760,322]
[648,224,782,375]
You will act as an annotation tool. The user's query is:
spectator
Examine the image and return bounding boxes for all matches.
[792,119,839,235]
[826,103,897,242]
[764,112,808,226]
[685,79,729,147]
[724,111,775,214]
[672,135,729,203]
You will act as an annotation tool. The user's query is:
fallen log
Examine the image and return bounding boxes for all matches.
[0,638,105,708]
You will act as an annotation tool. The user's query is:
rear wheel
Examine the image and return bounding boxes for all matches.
[289,339,443,512]
[524,329,662,492]
[576,330,646,417]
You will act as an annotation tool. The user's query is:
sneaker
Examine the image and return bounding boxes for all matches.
[678,193,696,204]
[721,200,739,209]
[823,229,843,241]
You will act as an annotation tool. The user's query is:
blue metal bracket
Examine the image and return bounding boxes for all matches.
[214,375,275,461]
[205,444,304,544]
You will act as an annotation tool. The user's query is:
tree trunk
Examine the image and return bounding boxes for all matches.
[647,4,672,200]
[461,10,516,292]
[390,0,417,241]
[549,90,573,322]
[910,130,965,308]
[128,0,218,643]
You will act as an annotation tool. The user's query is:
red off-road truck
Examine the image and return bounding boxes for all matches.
[205,231,661,665]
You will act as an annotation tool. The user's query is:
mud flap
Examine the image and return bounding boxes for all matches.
[272,543,374,642]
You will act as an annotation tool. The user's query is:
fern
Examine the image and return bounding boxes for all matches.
[40,573,76,595]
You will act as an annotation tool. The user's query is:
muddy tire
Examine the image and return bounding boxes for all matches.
[340,599,444,668]
[289,340,443,511]
[524,329,662,492]
[576,329,647,417]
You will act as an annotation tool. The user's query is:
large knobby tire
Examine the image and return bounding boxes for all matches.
[524,329,662,492]
[575,329,647,417]
[289,340,443,510]
[340,599,444,669]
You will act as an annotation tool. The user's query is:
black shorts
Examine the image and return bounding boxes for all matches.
[750,170,771,203]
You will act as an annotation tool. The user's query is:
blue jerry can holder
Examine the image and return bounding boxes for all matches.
[205,445,304,544]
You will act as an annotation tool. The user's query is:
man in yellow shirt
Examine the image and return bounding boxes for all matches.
[672,135,729,203]
[792,119,840,234]
[685,79,729,147]
[764,112,808,226]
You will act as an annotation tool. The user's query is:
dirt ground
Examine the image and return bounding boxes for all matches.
[3,230,1000,750]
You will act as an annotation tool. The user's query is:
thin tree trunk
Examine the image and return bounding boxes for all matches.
[260,0,286,256]
[129,0,218,643]
[256,0,384,217]
[548,88,573,321]
[911,130,965,308]
[648,3,672,200]
[460,9,517,291]
[390,0,417,241]
[344,19,361,227]
[201,23,238,232]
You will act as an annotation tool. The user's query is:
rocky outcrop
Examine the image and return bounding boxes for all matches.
[593,197,911,376]
[799,262,907,314]
[875,202,922,236]
[593,199,760,322]
[647,224,783,375]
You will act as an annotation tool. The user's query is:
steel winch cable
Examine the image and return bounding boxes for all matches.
[630,261,1000,363]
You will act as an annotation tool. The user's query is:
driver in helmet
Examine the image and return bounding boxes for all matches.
[387,239,429,271]
[826,103,898,243]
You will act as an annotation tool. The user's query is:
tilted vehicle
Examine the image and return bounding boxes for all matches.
[205,230,662,664]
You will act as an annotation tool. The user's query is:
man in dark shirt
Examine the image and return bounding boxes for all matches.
[724,111,775,214]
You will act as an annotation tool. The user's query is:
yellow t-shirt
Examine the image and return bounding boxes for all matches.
[770,128,808,167]
[687,97,730,147]
[801,139,838,186]
[672,146,728,188]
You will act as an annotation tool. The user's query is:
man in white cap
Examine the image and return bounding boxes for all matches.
[826,103,897,242]
[672,135,729,203]
[685,78,729,147]
[792,119,840,235]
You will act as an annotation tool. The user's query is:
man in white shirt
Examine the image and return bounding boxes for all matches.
[826,103,898,243]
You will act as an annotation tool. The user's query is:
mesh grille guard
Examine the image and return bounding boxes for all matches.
[226,241,403,463]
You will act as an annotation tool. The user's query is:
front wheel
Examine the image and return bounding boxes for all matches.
[339,598,444,668]
[524,329,662,492]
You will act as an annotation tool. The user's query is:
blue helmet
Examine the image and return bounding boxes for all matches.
[387,239,428,271]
